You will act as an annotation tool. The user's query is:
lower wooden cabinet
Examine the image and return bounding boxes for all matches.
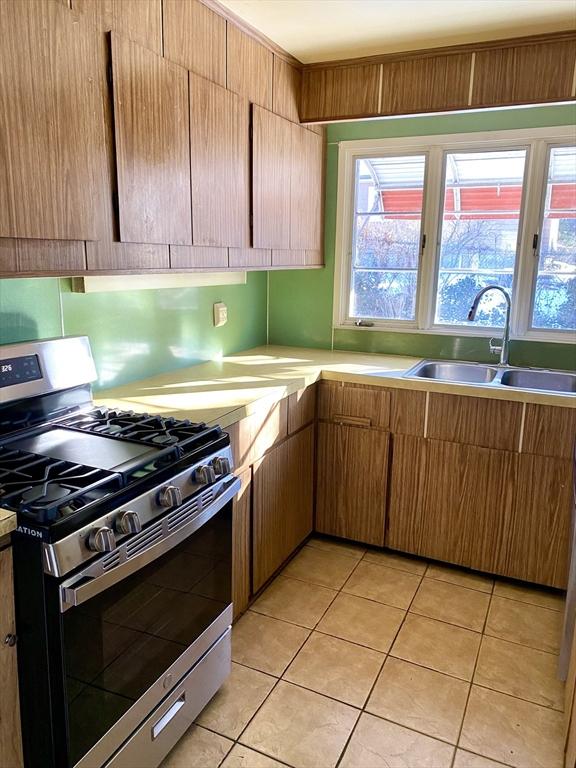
[252,425,314,591]
[387,435,571,588]
[0,546,23,768]
[232,467,251,619]
[316,423,389,546]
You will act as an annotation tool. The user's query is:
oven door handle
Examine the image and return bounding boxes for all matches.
[59,476,240,613]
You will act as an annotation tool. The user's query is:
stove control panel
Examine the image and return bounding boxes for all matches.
[87,526,117,553]
[211,456,231,476]
[115,510,142,535]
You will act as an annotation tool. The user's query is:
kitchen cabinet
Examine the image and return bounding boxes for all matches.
[523,403,576,460]
[228,399,289,473]
[300,63,381,121]
[0,239,86,275]
[288,385,317,435]
[86,241,170,271]
[232,467,252,619]
[189,74,250,248]
[0,0,109,241]
[252,106,293,249]
[111,33,192,246]
[252,426,314,591]
[0,546,23,768]
[169,246,228,269]
[316,422,389,546]
[290,123,324,252]
[471,39,576,107]
[163,0,226,86]
[226,25,273,110]
[71,0,163,54]
[318,381,392,429]
[273,57,302,122]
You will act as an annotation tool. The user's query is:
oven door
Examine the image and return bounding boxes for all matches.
[60,476,239,768]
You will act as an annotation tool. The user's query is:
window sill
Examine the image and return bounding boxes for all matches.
[335,322,575,344]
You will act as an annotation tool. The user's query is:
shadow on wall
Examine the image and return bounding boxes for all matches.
[0,312,39,345]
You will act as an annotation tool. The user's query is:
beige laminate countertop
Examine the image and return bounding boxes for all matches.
[1,345,573,539]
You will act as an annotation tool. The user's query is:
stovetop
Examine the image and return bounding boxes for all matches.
[0,407,224,528]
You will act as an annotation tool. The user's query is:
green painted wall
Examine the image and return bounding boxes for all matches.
[269,104,576,371]
[0,274,267,390]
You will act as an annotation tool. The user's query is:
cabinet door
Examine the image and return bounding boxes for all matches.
[189,74,249,247]
[290,124,324,251]
[273,57,301,122]
[0,547,23,768]
[111,33,192,245]
[226,25,273,110]
[163,0,226,85]
[0,1,108,241]
[252,106,292,249]
[316,423,388,546]
[387,436,516,571]
[253,426,314,591]
[233,468,252,619]
[72,0,163,54]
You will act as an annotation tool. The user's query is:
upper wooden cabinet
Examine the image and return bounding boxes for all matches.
[0,1,108,241]
[72,0,162,54]
[189,74,250,248]
[290,124,323,251]
[252,106,293,249]
[273,57,302,122]
[380,53,472,115]
[301,63,381,121]
[472,39,576,107]
[227,25,273,110]
[163,0,226,86]
[111,33,192,245]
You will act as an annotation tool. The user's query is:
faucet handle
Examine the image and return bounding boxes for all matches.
[489,337,502,355]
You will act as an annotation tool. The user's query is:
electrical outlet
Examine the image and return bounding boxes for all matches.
[213,302,227,327]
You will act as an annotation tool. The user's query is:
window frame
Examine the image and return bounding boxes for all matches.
[334,125,576,343]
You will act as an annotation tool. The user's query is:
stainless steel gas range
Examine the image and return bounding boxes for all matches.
[0,336,240,768]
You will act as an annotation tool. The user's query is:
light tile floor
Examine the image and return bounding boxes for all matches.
[161,536,566,768]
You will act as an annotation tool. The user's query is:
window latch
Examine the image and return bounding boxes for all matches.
[532,233,539,253]
[421,233,427,253]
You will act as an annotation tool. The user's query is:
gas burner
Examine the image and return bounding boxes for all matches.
[60,409,208,449]
[0,446,122,523]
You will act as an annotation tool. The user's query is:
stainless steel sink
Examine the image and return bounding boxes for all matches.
[404,359,576,394]
[406,361,499,384]
[500,368,576,393]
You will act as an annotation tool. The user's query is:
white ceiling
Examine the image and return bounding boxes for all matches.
[218,0,576,63]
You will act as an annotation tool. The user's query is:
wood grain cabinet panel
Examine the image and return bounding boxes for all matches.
[253,426,314,591]
[111,33,192,246]
[0,239,86,274]
[387,436,516,573]
[189,74,249,248]
[228,248,272,269]
[233,467,251,619]
[288,385,317,434]
[427,393,522,451]
[252,106,292,249]
[0,240,17,273]
[86,241,169,271]
[503,453,571,589]
[472,40,576,106]
[380,53,472,115]
[273,56,302,122]
[169,246,228,270]
[290,124,324,251]
[300,64,381,121]
[316,423,388,546]
[228,399,289,473]
[163,0,226,85]
[390,389,426,436]
[523,404,576,460]
[227,25,273,110]
[0,1,108,241]
[318,381,391,429]
[0,547,23,768]
[72,0,162,53]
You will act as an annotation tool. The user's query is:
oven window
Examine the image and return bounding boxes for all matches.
[62,506,231,765]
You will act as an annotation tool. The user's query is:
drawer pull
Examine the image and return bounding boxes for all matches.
[334,414,372,427]
[152,694,186,740]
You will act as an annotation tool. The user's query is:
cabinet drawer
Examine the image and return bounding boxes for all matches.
[522,404,576,459]
[228,399,288,471]
[427,393,522,451]
[288,385,316,434]
[318,381,390,429]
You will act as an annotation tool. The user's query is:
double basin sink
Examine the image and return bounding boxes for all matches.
[404,360,576,394]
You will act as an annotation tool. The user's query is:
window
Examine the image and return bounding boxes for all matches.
[335,126,576,341]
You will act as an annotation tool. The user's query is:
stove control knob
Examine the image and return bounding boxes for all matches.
[87,526,116,553]
[115,510,142,535]
[158,485,182,508]
[211,456,231,476]
[194,465,216,484]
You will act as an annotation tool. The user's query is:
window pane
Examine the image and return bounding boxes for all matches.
[434,149,526,327]
[532,146,576,331]
[351,155,425,320]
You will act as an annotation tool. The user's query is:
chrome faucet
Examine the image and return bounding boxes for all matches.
[467,285,512,366]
